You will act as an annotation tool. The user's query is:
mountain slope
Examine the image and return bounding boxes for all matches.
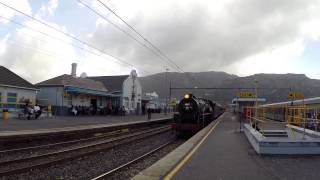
[139,72,320,104]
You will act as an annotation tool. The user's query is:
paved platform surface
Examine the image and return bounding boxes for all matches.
[0,113,170,132]
[173,112,320,180]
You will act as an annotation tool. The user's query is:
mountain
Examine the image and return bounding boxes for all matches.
[139,72,320,104]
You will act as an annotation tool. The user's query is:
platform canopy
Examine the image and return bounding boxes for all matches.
[232,97,266,104]
[64,86,118,97]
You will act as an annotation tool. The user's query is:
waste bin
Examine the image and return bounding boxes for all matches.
[2,109,9,120]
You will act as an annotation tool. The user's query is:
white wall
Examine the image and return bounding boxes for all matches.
[37,86,107,108]
[122,76,142,113]
[65,94,106,107]
[0,86,37,106]
[37,87,64,106]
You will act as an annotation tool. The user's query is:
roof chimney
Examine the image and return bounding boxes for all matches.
[71,63,77,77]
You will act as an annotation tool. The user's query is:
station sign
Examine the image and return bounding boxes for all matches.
[288,92,304,99]
[237,91,253,98]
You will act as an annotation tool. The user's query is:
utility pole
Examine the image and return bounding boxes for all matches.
[165,67,169,115]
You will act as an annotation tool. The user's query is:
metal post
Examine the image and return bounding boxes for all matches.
[237,88,241,132]
[316,108,318,132]
[61,88,64,116]
[255,80,258,131]
[131,73,136,115]
[169,81,172,113]
[303,108,306,139]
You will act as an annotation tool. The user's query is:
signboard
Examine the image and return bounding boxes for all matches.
[288,92,304,99]
[237,91,253,98]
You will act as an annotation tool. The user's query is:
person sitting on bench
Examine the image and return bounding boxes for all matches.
[34,104,42,119]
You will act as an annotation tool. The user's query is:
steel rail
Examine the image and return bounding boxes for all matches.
[91,139,176,180]
[0,128,130,154]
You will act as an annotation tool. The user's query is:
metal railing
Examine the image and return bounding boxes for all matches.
[243,105,320,139]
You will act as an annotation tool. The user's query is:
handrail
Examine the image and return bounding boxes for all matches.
[243,105,320,139]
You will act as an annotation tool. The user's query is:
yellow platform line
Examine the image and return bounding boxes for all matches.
[164,115,224,180]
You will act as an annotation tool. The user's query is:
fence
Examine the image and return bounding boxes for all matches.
[244,105,320,136]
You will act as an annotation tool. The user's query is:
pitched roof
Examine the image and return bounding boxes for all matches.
[88,75,129,92]
[0,66,36,89]
[36,74,107,92]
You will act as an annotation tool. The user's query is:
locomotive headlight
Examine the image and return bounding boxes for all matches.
[184,94,190,99]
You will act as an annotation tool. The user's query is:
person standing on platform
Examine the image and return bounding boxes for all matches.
[147,108,151,120]
[122,106,126,116]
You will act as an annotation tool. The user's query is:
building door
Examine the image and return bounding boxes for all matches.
[91,99,97,108]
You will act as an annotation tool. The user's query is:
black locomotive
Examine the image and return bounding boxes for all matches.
[172,94,224,137]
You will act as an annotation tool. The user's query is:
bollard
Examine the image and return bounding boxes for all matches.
[47,105,52,117]
[2,109,9,120]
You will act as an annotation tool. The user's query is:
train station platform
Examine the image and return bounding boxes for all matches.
[0,114,171,138]
[169,112,320,180]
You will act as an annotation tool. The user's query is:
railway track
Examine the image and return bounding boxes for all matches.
[0,128,130,154]
[0,125,159,158]
[91,139,176,180]
[0,125,171,177]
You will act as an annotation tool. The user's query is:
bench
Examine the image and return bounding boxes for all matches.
[17,109,36,120]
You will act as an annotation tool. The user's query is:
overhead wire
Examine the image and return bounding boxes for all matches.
[0,1,151,74]
[0,15,138,70]
[78,0,184,73]
[93,0,206,88]
[0,1,203,88]
[95,0,185,72]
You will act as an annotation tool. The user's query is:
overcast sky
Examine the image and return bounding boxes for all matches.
[0,0,320,83]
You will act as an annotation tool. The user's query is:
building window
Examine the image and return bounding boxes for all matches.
[67,95,72,106]
[7,92,17,109]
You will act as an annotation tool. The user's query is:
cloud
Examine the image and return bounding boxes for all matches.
[39,0,59,16]
[230,39,305,76]
[0,33,9,55]
[1,0,320,84]
[0,17,77,83]
[87,0,320,74]
[0,0,32,23]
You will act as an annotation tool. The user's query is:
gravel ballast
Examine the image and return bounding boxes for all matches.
[1,130,178,180]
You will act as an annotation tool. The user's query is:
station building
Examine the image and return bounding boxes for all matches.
[36,63,142,115]
[36,63,111,115]
[88,70,142,114]
[0,66,37,111]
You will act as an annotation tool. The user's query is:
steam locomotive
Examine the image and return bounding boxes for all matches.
[172,94,224,137]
